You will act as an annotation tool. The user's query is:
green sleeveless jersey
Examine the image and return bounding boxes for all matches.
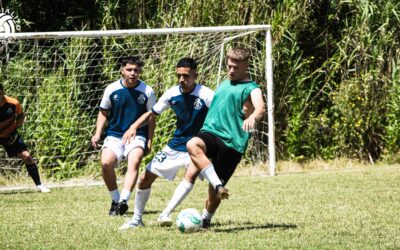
[201,79,260,154]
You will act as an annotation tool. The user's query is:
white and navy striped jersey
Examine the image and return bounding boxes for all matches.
[100,79,156,139]
[152,84,214,152]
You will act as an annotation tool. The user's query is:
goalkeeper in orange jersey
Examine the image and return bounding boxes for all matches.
[186,47,266,228]
[0,84,50,193]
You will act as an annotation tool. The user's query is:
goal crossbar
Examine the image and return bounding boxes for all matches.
[0,25,271,40]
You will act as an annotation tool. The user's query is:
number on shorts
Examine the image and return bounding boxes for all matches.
[154,151,167,163]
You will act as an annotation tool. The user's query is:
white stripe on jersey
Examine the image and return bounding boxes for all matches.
[100,80,156,111]
[152,84,214,115]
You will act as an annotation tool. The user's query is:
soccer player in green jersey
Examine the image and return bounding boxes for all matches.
[186,47,266,228]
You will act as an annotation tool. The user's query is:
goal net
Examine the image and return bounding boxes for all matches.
[0,25,275,176]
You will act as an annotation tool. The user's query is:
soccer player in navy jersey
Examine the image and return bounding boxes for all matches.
[120,57,214,229]
[186,47,266,228]
[0,84,50,193]
[91,56,156,216]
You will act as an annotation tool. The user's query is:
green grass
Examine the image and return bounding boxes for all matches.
[1,165,399,249]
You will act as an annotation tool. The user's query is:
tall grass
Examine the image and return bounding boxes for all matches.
[1,0,399,178]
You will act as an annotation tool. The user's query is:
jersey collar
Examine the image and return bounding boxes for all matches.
[120,79,141,89]
[179,83,197,95]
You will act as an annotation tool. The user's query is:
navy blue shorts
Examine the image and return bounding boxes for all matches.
[0,132,28,157]
[195,132,242,185]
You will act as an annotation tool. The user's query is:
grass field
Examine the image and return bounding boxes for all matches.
[1,165,399,249]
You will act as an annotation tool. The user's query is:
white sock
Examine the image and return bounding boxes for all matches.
[132,188,151,222]
[119,189,131,202]
[202,208,214,221]
[110,189,120,203]
[161,179,193,216]
[201,164,222,189]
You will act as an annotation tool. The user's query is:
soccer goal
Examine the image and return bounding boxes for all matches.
[0,25,275,176]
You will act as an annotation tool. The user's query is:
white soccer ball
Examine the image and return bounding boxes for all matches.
[176,208,203,233]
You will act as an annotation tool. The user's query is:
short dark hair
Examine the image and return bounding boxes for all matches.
[120,56,144,68]
[176,57,198,70]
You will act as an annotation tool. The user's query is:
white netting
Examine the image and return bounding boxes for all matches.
[0,27,270,174]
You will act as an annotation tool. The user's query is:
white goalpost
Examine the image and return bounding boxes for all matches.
[0,25,275,176]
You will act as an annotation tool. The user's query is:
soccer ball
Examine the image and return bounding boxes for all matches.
[176,208,203,233]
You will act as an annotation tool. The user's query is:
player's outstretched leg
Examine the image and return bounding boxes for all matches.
[157,178,194,227]
[158,164,199,227]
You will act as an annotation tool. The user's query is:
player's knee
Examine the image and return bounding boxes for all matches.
[128,157,141,168]
[100,160,115,171]
[186,138,203,155]
[19,151,32,163]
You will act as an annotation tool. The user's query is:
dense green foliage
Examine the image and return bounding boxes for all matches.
[1,166,399,249]
[1,0,399,175]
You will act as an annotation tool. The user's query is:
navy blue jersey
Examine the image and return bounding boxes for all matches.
[100,80,156,139]
[152,84,214,151]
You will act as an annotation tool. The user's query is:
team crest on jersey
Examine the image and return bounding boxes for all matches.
[113,94,119,101]
[6,107,13,115]
[137,94,146,104]
[193,98,202,110]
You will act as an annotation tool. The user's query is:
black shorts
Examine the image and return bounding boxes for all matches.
[195,132,242,185]
[0,132,28,157]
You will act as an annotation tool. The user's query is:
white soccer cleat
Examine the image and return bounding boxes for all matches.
[119,219,144,230]
[157,214,173,227]
[36,185,51,193]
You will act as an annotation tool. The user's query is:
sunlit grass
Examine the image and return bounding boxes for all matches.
[1,165,399,249]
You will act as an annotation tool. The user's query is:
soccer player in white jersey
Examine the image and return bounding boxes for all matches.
[91,56,156,216]
[119,57,214,229]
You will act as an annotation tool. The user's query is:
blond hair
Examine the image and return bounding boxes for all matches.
[226,47,250,62]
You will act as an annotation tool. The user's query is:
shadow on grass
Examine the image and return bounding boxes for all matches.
[0,189,38,195]
[213,221,297,233]
[143,210,161,215]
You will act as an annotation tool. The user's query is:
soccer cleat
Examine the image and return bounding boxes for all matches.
[116,200,129,216]
[202,219,211,229]
[157,214,173,227]
[36,185,51,193]
[109,201,118,216]
[216,185,230,200]
[119,219,144,230]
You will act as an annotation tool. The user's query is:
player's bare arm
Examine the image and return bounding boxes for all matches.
[91,109,108,148]
[15,112,26,128]
[242,88,265,132]
[145,113,156,154]
[122,111,155,144]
